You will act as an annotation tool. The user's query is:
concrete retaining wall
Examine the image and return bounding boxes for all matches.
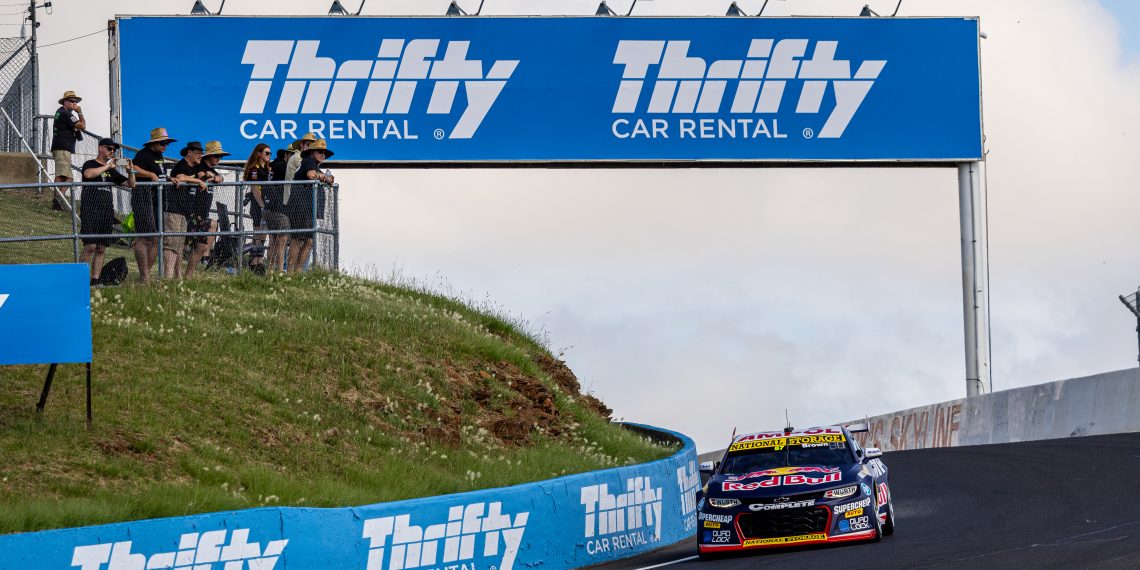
[849,368,1140,452]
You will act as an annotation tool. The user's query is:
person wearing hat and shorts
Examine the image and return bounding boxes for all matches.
[284,132,317,198]
[80,138,135,285]
[288,139,334,273]
[184,141,228,279]
[51,90,86,210]
[166,141,207,279]
[130,127,176,283]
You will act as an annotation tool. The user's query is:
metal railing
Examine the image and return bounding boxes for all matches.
[0,179,340,278]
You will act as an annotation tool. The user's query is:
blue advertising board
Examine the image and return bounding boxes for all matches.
[0,424,698,570]
[0,263,92,365]
[115,16,982,164]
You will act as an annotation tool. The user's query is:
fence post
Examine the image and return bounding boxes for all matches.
[69,185,79,263]
[234,183,243,275]
[156,182,165,279]
[332,184,340,272]
[311,182,318,271]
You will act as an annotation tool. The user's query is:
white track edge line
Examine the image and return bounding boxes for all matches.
[634,555,699,569]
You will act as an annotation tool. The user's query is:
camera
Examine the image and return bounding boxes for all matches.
[115,158,130,167]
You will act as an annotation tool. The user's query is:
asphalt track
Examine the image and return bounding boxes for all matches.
[592,433,1140,569]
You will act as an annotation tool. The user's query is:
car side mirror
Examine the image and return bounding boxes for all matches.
[864,447,883,460]
[699,461,716,474]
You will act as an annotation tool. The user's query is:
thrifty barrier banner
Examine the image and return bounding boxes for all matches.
[0,424,698,569]
[116,16,982,163]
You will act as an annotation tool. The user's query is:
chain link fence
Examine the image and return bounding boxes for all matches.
[0,37,35,155]
[0,179,339,281]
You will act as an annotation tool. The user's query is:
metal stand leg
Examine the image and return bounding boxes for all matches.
[86,362,92,426]
[36,363,58,413]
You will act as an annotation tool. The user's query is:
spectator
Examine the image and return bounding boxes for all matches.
[264,148,291,272]
[50,90,86,210]
[130,127,176,283]
[242,143,272,274]
[184,141,228,279]
[288,139,334,273]
[284,132,317,206]
[166,141,207,280]
[79,138,135,286]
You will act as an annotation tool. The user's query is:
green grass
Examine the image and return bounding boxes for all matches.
[0,192,676,533]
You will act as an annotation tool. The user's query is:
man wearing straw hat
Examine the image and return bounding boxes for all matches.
[131,127,176,283]
[50,90,86,210]
[184,141,228,279]
[166,141,207,279]
[288,138,334,273]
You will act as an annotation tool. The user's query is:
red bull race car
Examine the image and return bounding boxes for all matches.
[696,424,894,557]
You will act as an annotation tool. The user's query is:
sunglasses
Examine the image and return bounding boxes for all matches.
[66,99,80,103]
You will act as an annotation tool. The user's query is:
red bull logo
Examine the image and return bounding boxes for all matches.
[722,467,841,491]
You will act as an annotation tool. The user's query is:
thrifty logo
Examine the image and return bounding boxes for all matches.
[581,477,663,540]
[239,40,518,139]
[70,529,287,570]
[361,502,528,570]
[611,39,886,137]
[676,461,700,516]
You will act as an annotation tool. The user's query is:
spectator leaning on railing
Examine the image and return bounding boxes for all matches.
[184,141,228,280]
[242,143,272,274]
[130,127,176,283]
[288,138,334,274]
[166,141,206,280]
[51,90,86,210]
[79,138,135,286]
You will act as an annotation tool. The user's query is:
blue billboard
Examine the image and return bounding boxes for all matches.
[0,263,92,365]
[116,16,982,163]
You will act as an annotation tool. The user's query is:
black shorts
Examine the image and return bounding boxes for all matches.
[130,187,157,233]
[287,203,314,241]
[249,198,263,228]
[80,188,114,246]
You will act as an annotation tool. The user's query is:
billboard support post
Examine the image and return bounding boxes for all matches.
[958,160,990,397]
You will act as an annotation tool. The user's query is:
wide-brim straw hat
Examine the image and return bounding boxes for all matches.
[180,141,204,157]
[301,139,334,158]
[203,140,230,158]
[144,127,176,146]
[290,132,318,151]
[58,90,82,104]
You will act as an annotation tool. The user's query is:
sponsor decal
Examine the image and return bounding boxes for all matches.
[677,461,700,532]
[844,507,864,519]
[832,497,871,515]
[733,428,842,443]
[698,513,733,524]
[721,467,841,491]
[707,530,733,544]
[749,499,816,511]
[742,533,826,547]
[703,521,721,529]
[581,477,663,556]
[71,529,288,570]
[611,40,885,141]
[362,502,528,570]
[877,482,889,506]
[847,515,872,531]
[861,483,872,497]
[238,39,519,141]
[727,434,845,453]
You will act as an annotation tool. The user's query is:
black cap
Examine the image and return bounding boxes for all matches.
[98,137,121,150]
[180,141,204,157]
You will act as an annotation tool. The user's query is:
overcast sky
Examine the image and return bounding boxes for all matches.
[20,1,1140,451]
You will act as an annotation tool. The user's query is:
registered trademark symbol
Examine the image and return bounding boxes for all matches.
[434,129,446,140]
[802,128,814,139]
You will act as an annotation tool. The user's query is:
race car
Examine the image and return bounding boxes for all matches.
[696,424,894,557]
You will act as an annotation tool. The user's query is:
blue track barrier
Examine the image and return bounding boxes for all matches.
[0,423,697,570]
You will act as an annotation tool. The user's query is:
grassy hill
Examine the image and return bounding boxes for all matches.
[0,191,675,533]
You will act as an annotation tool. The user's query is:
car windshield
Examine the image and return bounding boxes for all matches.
[720,435,854,475]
